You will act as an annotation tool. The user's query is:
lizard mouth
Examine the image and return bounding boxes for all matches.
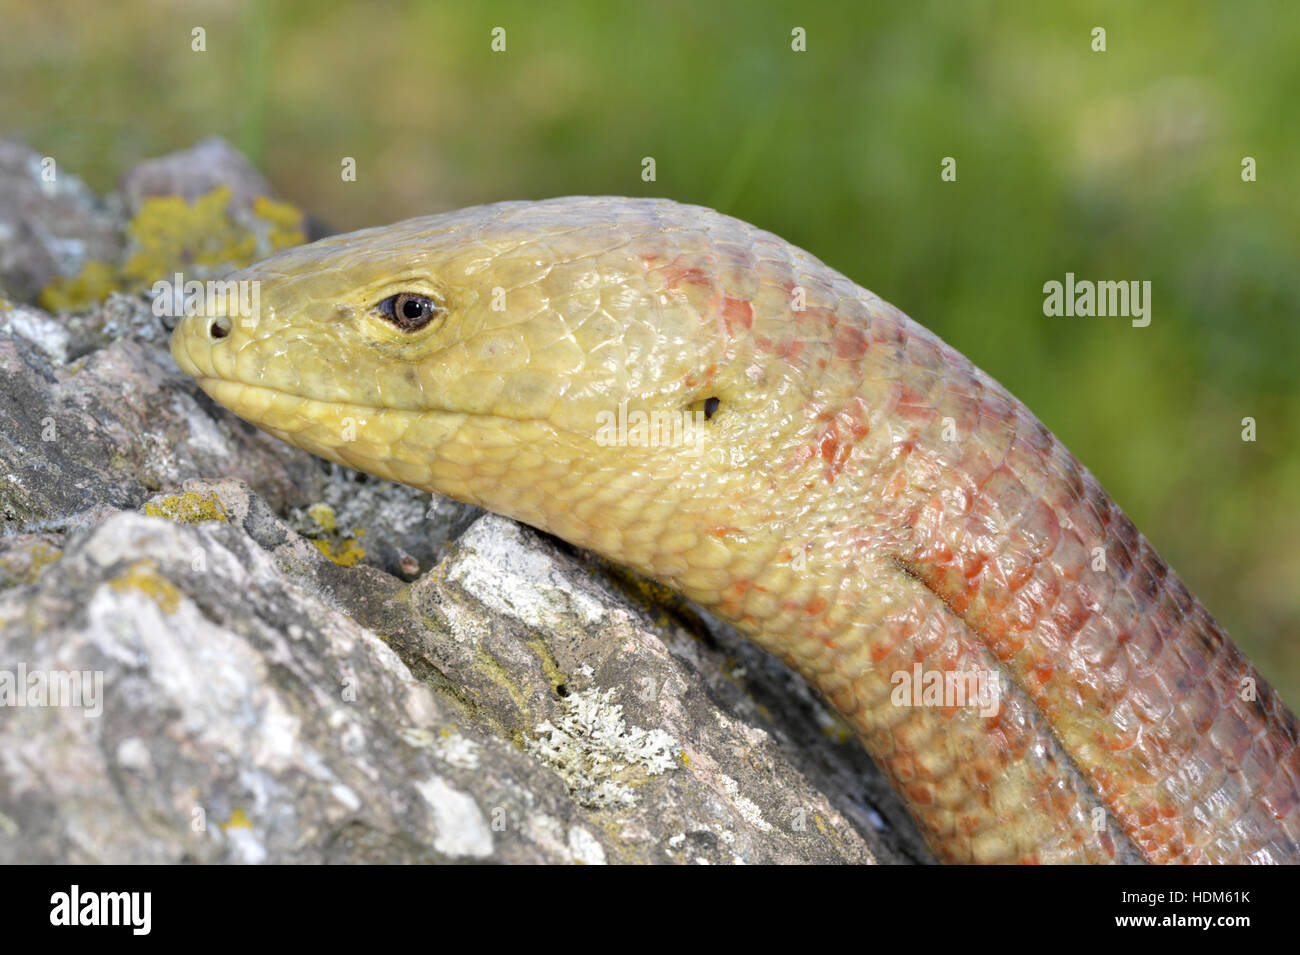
[191,378,463,468]
[190,377,473,491]
[195,377,391,419]
[193,377,547,429]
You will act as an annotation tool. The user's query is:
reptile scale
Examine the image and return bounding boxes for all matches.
[170,196,1300,864]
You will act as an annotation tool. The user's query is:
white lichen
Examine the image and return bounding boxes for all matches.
[526,687,679,810]
[719,774,773,833]
[432,731,481,770]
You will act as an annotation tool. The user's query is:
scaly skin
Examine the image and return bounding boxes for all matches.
[171,196,1300,863]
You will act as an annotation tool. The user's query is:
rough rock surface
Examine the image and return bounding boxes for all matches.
[0,139,930,864]
[0,141,122,304]
[118,137,277,216]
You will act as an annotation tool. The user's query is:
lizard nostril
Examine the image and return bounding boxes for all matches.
[209,316,232,340]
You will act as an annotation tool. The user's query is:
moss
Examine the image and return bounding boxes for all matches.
[39,185,308,312]
[143,490,228,524]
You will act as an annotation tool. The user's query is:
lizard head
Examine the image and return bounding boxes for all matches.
[170,197,828,576]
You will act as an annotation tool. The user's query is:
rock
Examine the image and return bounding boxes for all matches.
[0,490,914,863]
[119,137,276,216]
[0,140,930,864]
[0,140,122,304]
[0,294,314,527]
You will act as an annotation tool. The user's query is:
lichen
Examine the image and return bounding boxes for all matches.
[143,490,228,524]
[0,540,63,586]
[305,503,337,534]
[120,187,259,283]
[252,194,307,250]
[36,261,119,313]
[525,687,680,810]
[819,714,853,745]
[108,559,181,614]
[299,503,369,566]
[39,186,307,312]
[310,535,366,568]
[524,634,568,694]
[431,730,481,770]
[221,807,253,830]
[719,774,773,833]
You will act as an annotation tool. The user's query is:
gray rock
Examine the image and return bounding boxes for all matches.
[0,141,930,864]
[0,140,122,303]
[119,137,276,216]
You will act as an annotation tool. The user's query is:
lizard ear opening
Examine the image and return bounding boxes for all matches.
[687,396,721,420]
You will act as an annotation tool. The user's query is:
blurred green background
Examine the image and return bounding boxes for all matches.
[3,1,1298,704]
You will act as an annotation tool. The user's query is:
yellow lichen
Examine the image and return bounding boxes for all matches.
[221,808,253,830]
[302,505,368,567]
[311,536,365,567]
[37,261,120,312]
[253,194,308,250]
[0,540,63,585]
[108,559,181,614]
[39,185,308,312]
[143,490,228,524]
[122,188,255,284]
[524,634,568,693]
[26,541,62,574]
[306,503,337,533]
[820,718,853,745]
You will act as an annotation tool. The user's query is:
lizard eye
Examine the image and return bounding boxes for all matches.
[375,292,442,331]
